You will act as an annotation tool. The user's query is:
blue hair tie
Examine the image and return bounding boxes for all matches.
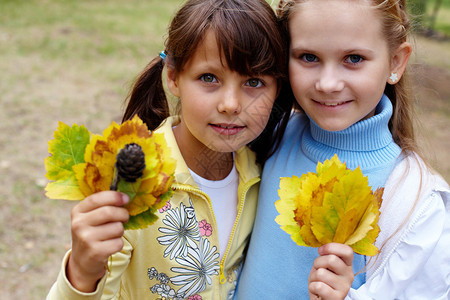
[159,51,167,61]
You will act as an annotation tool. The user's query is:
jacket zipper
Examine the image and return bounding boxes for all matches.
[219,177,260,284]
[171,182,218,229]
[172,178,260,284]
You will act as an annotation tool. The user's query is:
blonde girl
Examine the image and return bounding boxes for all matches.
[236,0,450,299]
[47,0,289,299]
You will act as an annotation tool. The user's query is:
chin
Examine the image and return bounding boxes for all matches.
[211,142,244,153]
[315,121,352,132]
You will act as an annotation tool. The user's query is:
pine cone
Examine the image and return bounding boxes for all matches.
[115,143,146,182]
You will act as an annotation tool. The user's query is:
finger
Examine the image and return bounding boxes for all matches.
[309,266,339,285]
[309,269,349,300]
[84,238,125,262]
[318,243,354,266]
[98,237,125,256]
[76,191,129,213]
[84,205,130,226]
[93,221,125,242]
[309,280,334,300]
[72,225,125,258]
[313,255,354,290]
[309,292,322,300]
[72,206,129,234]
[313,254,349,275]
[310,264,353,294]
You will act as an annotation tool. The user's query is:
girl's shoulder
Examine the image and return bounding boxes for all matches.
[374,154,449,266]
[387,154,449,198]
[382,154,449,222]
[366,155,450,293]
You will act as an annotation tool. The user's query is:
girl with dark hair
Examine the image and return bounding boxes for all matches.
[47,0,289,298]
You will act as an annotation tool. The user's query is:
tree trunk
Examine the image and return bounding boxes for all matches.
[429,0,443,32]
[408,0,428,30]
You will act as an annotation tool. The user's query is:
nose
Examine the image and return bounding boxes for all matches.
[218,85,241,114]
[315,66,344,93]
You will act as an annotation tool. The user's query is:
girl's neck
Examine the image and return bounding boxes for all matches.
[304,95,401,171]
[173,126,233,181]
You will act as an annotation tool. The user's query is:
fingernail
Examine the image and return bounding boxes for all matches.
[318,246,324,255]
[121,193,129,204]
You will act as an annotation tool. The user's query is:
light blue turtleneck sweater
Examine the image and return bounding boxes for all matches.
[235,95,402,299]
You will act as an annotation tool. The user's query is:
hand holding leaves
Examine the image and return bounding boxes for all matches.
[45,116,176,230]
[275,154,383,256]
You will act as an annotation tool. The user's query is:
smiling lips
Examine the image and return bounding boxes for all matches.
[210,123,245,135]
[314,99,352,107]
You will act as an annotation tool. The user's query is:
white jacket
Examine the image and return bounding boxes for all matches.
[347,155,450,300]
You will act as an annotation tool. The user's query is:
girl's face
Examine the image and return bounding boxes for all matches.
[167,30,278,153]
[288,0,393,131]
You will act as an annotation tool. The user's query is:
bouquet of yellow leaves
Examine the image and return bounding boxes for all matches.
[45,115,176,230]
[275,154,383,256]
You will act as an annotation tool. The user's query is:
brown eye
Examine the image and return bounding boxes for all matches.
[200,74,216,83]
[247,78,263,88]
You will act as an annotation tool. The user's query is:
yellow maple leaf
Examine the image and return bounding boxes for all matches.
[74,116,176,220]
[275,154,383,256]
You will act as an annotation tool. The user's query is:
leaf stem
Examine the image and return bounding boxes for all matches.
[110,168,119,191]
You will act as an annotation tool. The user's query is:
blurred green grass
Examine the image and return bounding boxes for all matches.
[2,0,175,58]
[0,1,181,299]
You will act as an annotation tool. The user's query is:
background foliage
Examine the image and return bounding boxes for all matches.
[408,0,450,35]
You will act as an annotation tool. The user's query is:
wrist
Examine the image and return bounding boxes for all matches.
[66,253,105,293]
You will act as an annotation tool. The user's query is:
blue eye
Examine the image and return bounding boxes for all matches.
[346,55,363,64]
[200,74,217,83]
[302,53,318,63]
[246,78,263,88]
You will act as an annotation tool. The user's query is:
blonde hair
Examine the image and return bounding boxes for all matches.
[277,0,425,161]
[277,0,431,274]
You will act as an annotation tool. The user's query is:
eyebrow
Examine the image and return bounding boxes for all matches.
[290,46,375,56]
[342,48,375,55]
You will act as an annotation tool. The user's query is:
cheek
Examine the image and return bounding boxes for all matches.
[289,65,311,92]
[352,73,386,98]
[247,99,275,134]
[288,63,302,86]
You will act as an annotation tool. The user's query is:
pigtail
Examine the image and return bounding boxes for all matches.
[122,56,170,130]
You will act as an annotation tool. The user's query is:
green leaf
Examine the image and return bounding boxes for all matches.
[124,208,159,230]
[45,122,90,200]
[117,180,138,201]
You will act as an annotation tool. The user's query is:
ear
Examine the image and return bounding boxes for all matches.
[387,42,412,85]
[166,66,180,97]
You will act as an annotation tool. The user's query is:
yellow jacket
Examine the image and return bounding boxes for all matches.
[47,116,261,299]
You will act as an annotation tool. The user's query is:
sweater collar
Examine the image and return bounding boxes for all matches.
[303,95,401,170]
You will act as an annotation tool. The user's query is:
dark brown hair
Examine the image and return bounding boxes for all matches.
[122,0,291,163]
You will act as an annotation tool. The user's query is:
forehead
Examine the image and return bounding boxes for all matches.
[196,30,221,56]
[182,30,227,70]
[289,0,384,50]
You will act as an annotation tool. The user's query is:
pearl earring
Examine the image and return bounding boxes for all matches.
[389,72,398,83]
